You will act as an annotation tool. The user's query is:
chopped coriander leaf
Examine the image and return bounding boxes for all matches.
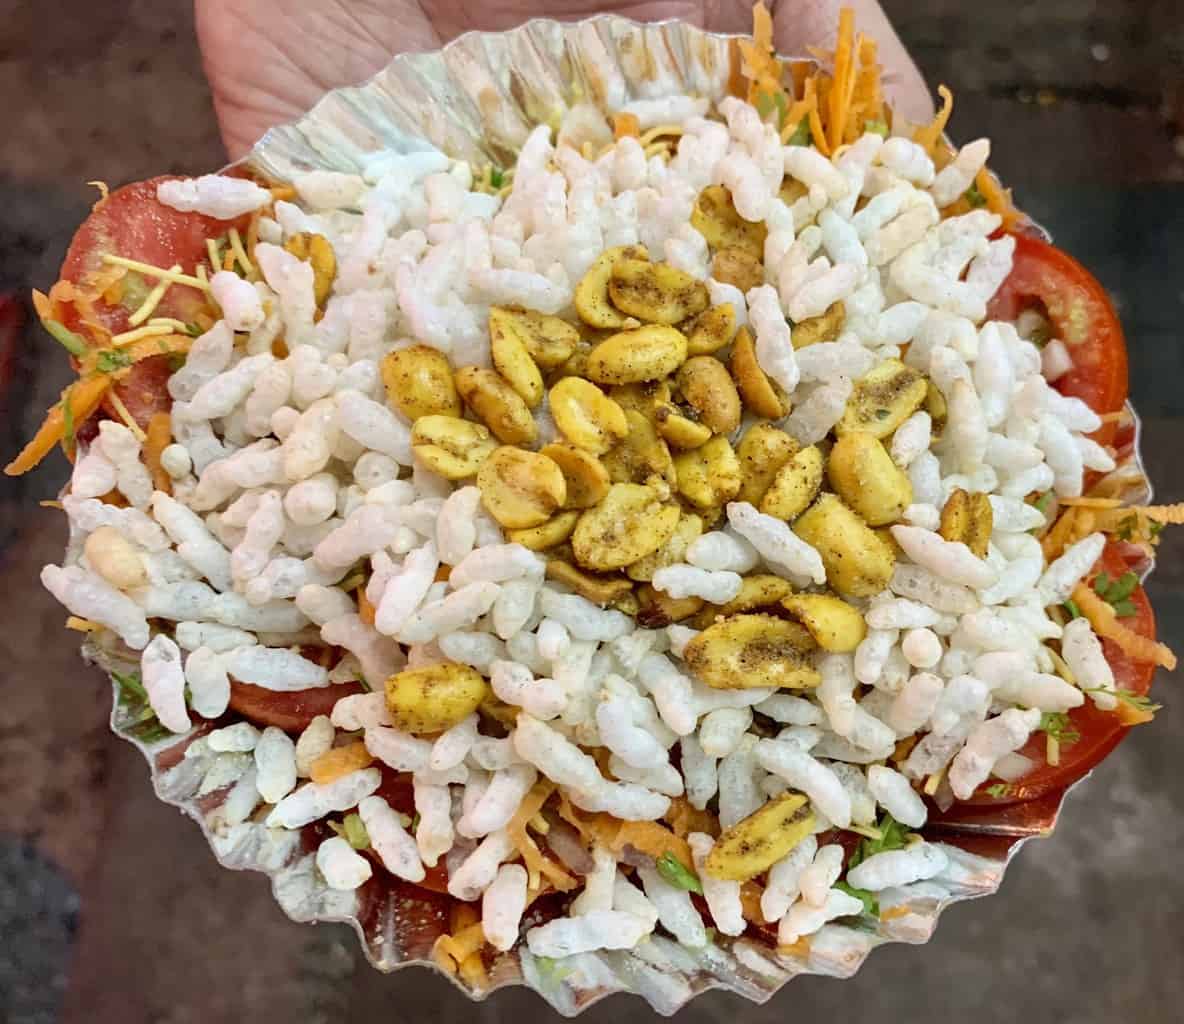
[985,783,1013,799]
[112,669,149,703]
[183,321,204,338]
[834,881,880,917]
[410,811,421,832]
[1086,688,1161,715]
[864,119,889,137]
[1063,598,1081,620]
[1115,514,1138,541]
[489,168,505,189]
[1033,491,1053,515]
[1149,520,1165,538]
[1092,571,1111,596]
[342,812,371,850]
[167,352,187,372]
[95,349,134,373]
[1038,711,1081,746]
[656,851,703,894]
[1111,599,1137,618]
[964,183,987,208]
[786,119,811,146]
[43,319,88,357]
[848,812,910,868]
[1099,570,1138,604]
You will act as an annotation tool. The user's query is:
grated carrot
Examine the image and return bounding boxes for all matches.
[507,782,577,893]
[6,375,110,475]
[309,741,374,783]
[664,796,719,838]
[973,166,1022,230]
[1041,507,1079,560]
[914,84,954,153]
[143,412,172,494]
[826,8,856,152]
[1071,583,1176,670]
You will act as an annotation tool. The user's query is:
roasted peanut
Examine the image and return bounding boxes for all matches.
[625,512,703,582]
[652,381,714,450]
[924,380,948,423]
[792,493,896,598]
[636,585,704,627]
[490,314,545,408]
[711,247,764,293]
[549,377,629,454]
[489,305,579,369]
[385,663,488,733]
[782,593,867,652]
[602,410,677,487]
[684,303,737,356]
[607,383,659,419]
[477,446,567,529]
[683,613,820,690]
[607,258,709,325]
[716,573,794,615]
[731,325,787,418]
[84,525,147,589]
[760,445,825,521]
[836,359,928,438]
[284,232,336,307]
[574,245,650,329]
[382,345,461,420]
[790,301,846,350]
[571,483,681,571]
[455,366,537,446]
[545,559,634,608]
[585,325,688,385]
[736,423,799,506]
[690,185,767,257]
[506,510,581,551]
[939,488,993,558]
[827,432,912,526]
[673,435,742,509]
[676,356,742,436]
[411,415,497,479]
[539,442,611,509]
[704,792,814,881]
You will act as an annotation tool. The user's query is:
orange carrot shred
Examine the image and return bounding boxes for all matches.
[1072,584,1176,670]
[143,412,172,494]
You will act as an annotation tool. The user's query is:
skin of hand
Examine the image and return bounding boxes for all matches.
[197,0,933,160]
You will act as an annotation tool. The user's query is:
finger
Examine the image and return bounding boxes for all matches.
[770,0,934,122]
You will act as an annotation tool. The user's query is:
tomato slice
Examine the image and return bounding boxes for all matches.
[969,543,1155,805]
[986,234,1128,444]
[59,175,242,338]
[227,680,365,733]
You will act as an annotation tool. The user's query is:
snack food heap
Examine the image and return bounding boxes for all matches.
[14,3,1177,978]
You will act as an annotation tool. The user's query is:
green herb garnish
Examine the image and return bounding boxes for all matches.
[984,783,1013,799]
[489,168,505,190]
[1085,687,1162,717]
[1033,491,1053,515]
[964,183,987,208]
[834,881,880,917]
[656,852,703,894]
[95,349,134,373]
[755,89,789,130]
[410,811,421,832]
[1063,598,1081,620]
[183,321,204,338]
[43,319,88,357]
[112,669,149,704]
[1093,570,1139,616]
[1115,514,1138,541]
[848,813,911,869]
[167,352,187,372]
[864,119,889,137]
[786,119,811,146]
[343,812,370,850]
[1037,711,1081,746]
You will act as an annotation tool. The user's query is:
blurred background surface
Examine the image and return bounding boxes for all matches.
[0,1,1181,1021]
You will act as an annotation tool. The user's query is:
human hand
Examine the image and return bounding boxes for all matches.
[197,0,932,160]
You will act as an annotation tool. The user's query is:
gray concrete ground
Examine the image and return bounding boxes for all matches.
[1,1,1181,1021]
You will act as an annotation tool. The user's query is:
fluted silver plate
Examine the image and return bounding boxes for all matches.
[82,13,1155,1015]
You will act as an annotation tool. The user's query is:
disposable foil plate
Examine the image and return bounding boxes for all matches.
[82,14,1156,1015]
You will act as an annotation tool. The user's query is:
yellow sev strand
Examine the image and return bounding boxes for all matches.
[206,238,221,274]
[100,254,209,291]
[228,227,253,275]
[111,323,172,348]
[106,390,147,442]
[66,616,103,632]
[126,264,179,327]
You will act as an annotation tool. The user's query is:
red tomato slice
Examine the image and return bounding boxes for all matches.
[227,680,365,733]
[103,352,175,429]
[986,234,1128,444]
[969,543,1155,805]
[59,175,242,337]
